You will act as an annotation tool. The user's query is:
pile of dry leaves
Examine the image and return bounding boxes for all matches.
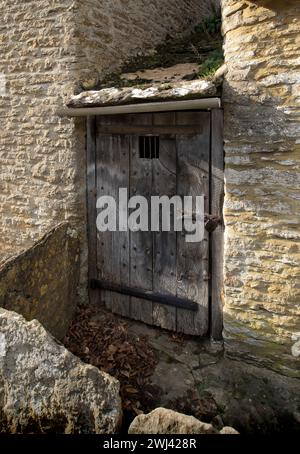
[64,305,159,421]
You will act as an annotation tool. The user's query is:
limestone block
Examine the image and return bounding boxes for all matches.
[0,308,122,434]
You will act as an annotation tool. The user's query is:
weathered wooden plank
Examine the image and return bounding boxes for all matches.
[129,113,153,325]
[96,115,131,315]
[109,133,131,317]
[176,111,210,336]
[210,109,224,340]
[152,112,177,331]
[86,116,98,305]
[96,116,115,310]
[97,124,203,135]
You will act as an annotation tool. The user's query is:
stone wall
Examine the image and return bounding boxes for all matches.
[0,0,217,303]
[0,222,79,340]
[222,0,300,376]
[75,0,220,89]
[0,0,86,298]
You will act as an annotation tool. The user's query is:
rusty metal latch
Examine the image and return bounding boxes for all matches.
[182,211,223,233]
[204,214,223,233]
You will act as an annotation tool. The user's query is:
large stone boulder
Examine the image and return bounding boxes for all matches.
[128,408,218,434]
[0,309,122,433]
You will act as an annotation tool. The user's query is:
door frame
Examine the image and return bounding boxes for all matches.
[86,108,224,340]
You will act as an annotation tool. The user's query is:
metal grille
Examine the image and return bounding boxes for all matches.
[139,136,159,159]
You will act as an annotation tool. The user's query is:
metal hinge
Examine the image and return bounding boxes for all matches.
[90,279,198,312]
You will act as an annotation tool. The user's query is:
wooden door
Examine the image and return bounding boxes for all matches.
[87,110,224,337]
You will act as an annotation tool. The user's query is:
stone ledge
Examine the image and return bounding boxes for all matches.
[67,78,220,109]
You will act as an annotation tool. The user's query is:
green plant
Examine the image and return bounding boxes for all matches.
[198,49,224,78]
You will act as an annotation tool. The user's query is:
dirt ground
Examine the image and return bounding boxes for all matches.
[64,304,300,434]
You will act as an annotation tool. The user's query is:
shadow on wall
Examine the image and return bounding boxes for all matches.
[0,222,80,340]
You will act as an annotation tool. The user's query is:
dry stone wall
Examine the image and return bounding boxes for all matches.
[0,0,216,302]
[0,222,79,340]
[75,0,220,89]
[222,0,300,376]
[0,0,79,261]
